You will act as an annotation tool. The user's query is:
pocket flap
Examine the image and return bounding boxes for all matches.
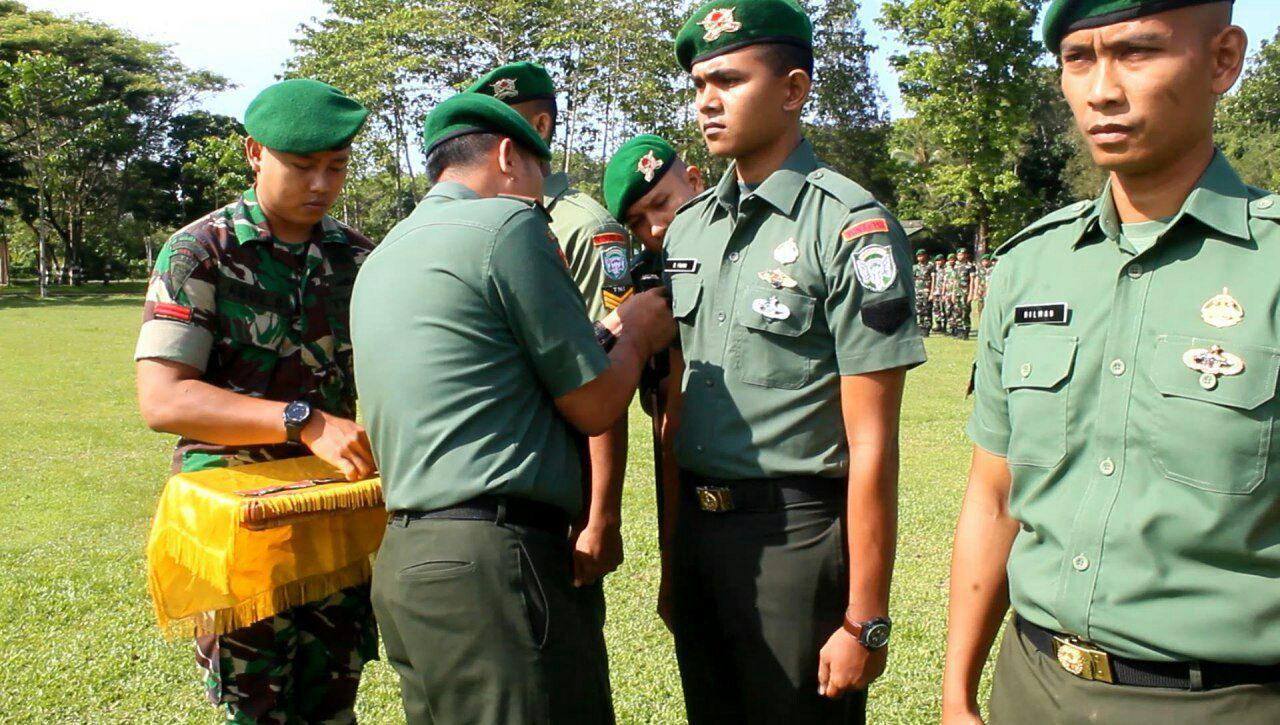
[738,285,816,338]
[1002,334,1078,390]
[1150,334,1280,411]
[670,275,702,320]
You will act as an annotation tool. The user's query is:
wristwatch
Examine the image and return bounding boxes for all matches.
[842,614,892,650]
[593,320,618,352]
[282,400,313,443]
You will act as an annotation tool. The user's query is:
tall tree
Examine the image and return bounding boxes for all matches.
[879,0,1044,253]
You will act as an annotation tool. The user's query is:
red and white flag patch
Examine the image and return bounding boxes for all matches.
[840,218,890,243]
[593,232,627,246]
[154,302,193,323]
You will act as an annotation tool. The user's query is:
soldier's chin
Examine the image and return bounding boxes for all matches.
[296,203,331,222]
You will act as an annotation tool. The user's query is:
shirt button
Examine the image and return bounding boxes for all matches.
[1072,554,1090,572]
[729,252,740,262]
[705,378,714,388]
[1020,363,1033,378]
[696,444,704,453]
[716,311,726,323]
[1200,372,1218,390]
[1109,359,1126,376]
[1126,263,1143,279]
[1259,198,1275,210]
[1099,458,1115,476]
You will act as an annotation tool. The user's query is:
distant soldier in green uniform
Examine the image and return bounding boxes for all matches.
[930,254,947,333]
[134,79,378,724]
[913,249,933,336]
[943,2,1280,723]
[941,253,957,335]
[662,1,927,721]
[468,62,631,665]
[352,93,675,724]
[603,134,707,528]
[950,247,976,339]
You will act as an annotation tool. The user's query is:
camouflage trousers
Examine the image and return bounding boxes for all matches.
[195,584,378,725]
[950,298,972,338]
[915,294,932,334]
[932,298,949,332]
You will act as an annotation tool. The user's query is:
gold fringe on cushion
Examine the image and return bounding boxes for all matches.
[237,478,385,526]
[153,558,374,638]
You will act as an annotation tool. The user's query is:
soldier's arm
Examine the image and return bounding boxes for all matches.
[941,448,1017,724]
[655,346,685,631]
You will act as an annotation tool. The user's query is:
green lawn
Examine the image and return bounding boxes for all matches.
[0,290,991,723]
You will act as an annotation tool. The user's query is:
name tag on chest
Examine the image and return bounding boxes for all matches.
[665,258,701,274]
[1014,303,1069,325]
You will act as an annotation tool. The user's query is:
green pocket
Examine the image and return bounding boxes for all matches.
[1149,334,1279,494]
[398,560,478,582]
[1001,333,1078,468]
[736,285,817,390]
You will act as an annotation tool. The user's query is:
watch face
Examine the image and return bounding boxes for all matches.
[284,400,312,425]
[864,622,891,649]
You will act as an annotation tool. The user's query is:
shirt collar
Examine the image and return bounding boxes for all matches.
[231,187,347,246]
[542,171,571,206]
[427,181,481,201]
[1078,149,1251,249]
[714,139,818,217]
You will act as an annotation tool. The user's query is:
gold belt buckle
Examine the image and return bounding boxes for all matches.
[1052,636,1115,683]
[695,486,735,513]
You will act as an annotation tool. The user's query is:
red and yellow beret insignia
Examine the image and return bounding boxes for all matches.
[637,150,665,182]
[491,78,518,100]
[700,7,742,41]
[841,218,889,243]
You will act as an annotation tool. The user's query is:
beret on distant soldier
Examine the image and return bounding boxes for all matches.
[947,253,957,260]
[422,92,552,161]
[603,135,679,220]
[932,255,944,261]
[675,0,813,72]
[466,62,557,105]
[244,79,368,154]
[1043,0,1234,54]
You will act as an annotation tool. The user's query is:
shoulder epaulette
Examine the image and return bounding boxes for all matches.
[807,167,874,210]
[997,199,1094,255]
[1248,192,1280,221]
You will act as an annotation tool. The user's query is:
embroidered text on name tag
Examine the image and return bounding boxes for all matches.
[1014,303,1069,325]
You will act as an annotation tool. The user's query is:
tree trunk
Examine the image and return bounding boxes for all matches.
[0,239,8,286]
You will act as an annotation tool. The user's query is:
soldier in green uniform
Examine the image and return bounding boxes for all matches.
[468,63,631,620]
[930,254,947,334]
[913,250,933,336]
[603,134,707,529]
[950,247,976,339]
[662,1,927,721]
[352,93,675,724]
[134,79,378,724]
[943,2,1280,722]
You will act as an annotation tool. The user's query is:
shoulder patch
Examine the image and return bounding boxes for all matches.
[807,168,874,210]
[163,237,211,300]
[1249,193,1280,221]
[841,218,890,243]
[997,199,1095,256]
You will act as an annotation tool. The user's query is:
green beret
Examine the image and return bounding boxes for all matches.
[422,92,551,161]
[466,62,557,105]
[947,253,957,260]
[932,255,944,262]
[603,135,679,220]
[1043,0,1233,54]
[915,249,928,256]
[244,79,368,155]
[675,0,813,72]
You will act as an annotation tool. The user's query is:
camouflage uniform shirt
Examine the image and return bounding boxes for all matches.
[135,188,376,473]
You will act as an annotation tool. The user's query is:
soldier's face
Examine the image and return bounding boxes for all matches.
[1059,4,1245,176]
[249,141,350,229]
[691,46,806,159]
[624,160,705,253]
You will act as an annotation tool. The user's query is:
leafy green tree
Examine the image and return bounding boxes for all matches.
[1219,28,1280,191]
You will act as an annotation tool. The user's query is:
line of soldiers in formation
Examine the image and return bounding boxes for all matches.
[911,249,996,339]
[127,0,1280,723]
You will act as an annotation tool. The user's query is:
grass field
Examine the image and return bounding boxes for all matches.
[0,289,992,723]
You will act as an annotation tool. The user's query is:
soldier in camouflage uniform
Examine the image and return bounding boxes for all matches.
[941,253,958,335]
[929,254,946,334]
[913,249,932,336]
[134,80,378,724]
[950,247,976,339]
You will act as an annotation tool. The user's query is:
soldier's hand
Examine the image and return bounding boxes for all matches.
[571,519,623,587]
[615,288,677,357]
[817,628,887,699]
[300,411,376,481]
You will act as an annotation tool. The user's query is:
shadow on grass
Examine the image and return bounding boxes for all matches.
[0,294,143,310]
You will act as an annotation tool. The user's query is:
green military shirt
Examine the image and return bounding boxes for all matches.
[543,171,631,319]
[351,182,610,515]
[969,151,1280,664]
[666,140,926,479]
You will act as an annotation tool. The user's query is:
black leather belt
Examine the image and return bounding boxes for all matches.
[681,471,843,514]
[1017,615,1280,690]
[389,495,571,538]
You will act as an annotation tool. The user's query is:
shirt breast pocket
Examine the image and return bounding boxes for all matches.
[736,285,817,390]
[216,275,292,395]
[1001,333,1077,468]
[1149,334,1280,495]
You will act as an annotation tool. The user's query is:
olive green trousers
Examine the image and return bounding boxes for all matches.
[372,517,613,724]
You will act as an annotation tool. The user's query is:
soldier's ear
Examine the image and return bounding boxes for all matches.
[687,165,705,195]
[244,137,264,175]
[782,69,810,113]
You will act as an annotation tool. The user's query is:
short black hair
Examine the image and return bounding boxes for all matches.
[425,133,501,184]
[757,42,814,80]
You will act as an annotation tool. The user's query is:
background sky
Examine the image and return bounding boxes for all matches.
[20,0,1280,125]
